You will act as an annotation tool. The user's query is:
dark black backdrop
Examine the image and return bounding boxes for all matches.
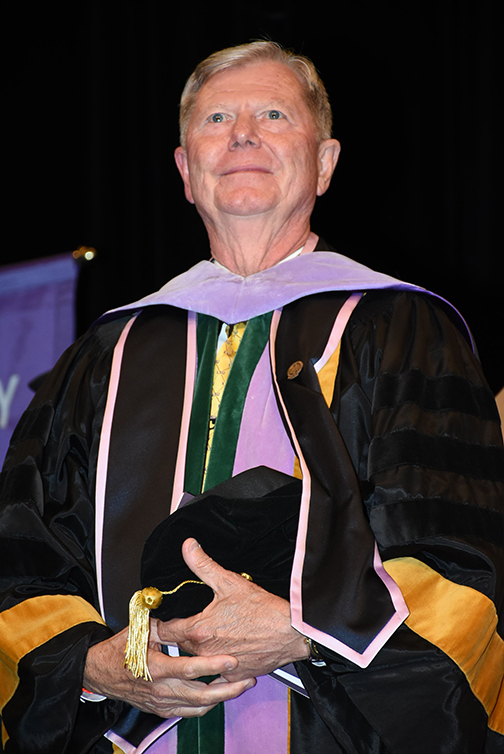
[3,1,502,392]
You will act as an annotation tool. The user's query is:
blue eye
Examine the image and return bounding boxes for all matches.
[210,113,225,123]
[267,110,282,120]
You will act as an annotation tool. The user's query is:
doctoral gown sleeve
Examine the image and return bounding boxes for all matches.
[0,317,130,753]
[294,291,504,754]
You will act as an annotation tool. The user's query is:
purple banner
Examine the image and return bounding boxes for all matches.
[0,253,78,465]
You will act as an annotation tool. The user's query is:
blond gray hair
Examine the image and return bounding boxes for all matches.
[179,41,332,148]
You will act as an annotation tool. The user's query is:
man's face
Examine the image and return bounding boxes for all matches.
[175,61,339,228]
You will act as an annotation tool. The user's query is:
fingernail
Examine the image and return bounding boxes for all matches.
[188,539,201,552]
[224,660,237,670]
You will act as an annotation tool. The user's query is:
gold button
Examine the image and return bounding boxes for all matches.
[287,360,303,379]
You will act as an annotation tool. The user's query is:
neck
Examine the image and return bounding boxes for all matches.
[205,215,312,276]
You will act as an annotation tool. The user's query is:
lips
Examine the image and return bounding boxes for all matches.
[221,165,272,175]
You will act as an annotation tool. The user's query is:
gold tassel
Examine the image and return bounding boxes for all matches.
[124,574,254,681]
[124,581,204,681]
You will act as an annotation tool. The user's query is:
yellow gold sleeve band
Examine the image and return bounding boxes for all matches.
[0,594,106,708]
[384,557,504,734]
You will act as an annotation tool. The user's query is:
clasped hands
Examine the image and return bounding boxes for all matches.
[84,537,309,719]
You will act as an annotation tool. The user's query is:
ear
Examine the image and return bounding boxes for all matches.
[316,139,341,197]
[174,146,195,205]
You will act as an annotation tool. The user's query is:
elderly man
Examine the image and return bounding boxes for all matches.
[1,41,503,754]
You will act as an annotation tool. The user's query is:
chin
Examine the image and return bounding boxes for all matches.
[215,189,279,217]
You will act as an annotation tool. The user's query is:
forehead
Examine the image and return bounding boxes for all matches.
[192,60,308,111]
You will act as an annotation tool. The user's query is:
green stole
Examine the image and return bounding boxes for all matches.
[177,312,273,754]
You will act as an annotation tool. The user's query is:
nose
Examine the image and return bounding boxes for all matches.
[229,113,261,149]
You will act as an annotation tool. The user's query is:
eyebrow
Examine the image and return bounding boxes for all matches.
[199,97,294,112]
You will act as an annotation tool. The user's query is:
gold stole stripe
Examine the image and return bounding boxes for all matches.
[0,594,106,708]
[317,342,341,409]
[384,557,504,734]
[293,341,342,480]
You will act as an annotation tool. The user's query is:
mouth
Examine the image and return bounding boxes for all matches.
[221,166,271,176]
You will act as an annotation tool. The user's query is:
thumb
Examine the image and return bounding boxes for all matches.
[181,537,228,593]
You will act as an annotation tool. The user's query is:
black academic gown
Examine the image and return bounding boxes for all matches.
[1,260,503,753]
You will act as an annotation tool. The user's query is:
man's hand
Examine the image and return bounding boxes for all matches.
[158,538,310,681]
[83,622,255,719]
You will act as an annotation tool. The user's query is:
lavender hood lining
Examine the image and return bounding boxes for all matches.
[103,251,473,350]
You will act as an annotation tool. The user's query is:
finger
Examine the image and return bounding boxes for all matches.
[152,615,201,647]
[150,675,255,711]
[150,617,181,646]
[122,675,255,719]
[161,674,255,717]
[209,675,257,689]
[181,538,237,594]
[190,677,256,705]
[149,650,239,681]
[155,614,192,644]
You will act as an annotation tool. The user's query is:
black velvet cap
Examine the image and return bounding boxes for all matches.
[140,466,301,620]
